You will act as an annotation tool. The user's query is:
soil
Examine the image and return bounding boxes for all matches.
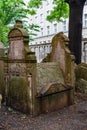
[0,92,87,130]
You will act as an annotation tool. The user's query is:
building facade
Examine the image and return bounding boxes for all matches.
[29,0,87,63]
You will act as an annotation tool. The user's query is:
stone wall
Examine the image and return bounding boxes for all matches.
[36,62,65,94]
[75,63,87,94]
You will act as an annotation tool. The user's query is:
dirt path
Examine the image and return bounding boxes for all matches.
[0,93,87,130]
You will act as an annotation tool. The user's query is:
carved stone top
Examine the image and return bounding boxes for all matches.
[8,20,29,40]
[7,20,36,62]
[14,20,23,28]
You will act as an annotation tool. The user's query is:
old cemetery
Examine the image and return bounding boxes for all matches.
[0,20,87,116]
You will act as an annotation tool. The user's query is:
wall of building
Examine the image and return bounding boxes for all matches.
[29,1,87,63]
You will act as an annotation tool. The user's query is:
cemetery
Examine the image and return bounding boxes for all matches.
[0,20,75,115]
[0,0,87,129]
[0,20,87,130]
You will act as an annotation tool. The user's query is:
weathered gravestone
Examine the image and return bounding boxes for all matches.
[34,32,75,114]
[5,20,36,113]
[43,32,75,86]
[2,21,75,115]
[75,63,87,94]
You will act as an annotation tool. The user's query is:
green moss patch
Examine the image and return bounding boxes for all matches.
[8,77,29,112]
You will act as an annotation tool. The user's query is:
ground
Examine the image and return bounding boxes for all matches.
[0,93,87,130]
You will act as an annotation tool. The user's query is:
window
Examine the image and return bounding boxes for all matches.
[46,0,49,5]
[40,4,43,8]
[47,10,50,15]
[35,16,37,24]
[41,28,43,36]
[47,26,50,35]
[85,0,87,4]
[40,14,43,23]
[84,14,87,27]
[54,24,57,33]
[62,21,66,31]
[83,42,87,63]
[30,19,32,23]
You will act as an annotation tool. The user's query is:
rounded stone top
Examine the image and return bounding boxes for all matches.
[14,20,23,28]
[0,42,4,49]
[8,20,29,39]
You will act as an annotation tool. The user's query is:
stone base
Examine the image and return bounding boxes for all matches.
[35,87,74,115]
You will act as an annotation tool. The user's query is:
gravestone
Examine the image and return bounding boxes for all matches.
[6,20,36,113]
[75,63,87,94]
[43,32,75,86]
[35,62,74,114]
[3,21,74,115]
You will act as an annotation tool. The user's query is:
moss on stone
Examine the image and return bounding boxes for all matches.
[75,63,87,80]
[8,77,29,112]
[75,79,87,94]
[75,63,87,94]
[0,49,4,57]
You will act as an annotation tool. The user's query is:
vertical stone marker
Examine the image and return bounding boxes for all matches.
[7,20,36,113]
[43,32,75,86]
[8,20,26,59]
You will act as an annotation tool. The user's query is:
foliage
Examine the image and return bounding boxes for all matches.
[0,0,40,46]
[47,0,69,22]
[26,0,69,41]
[28,0,69,22]
[28,24,40,41]
[0,0,27,46]
[0,0,69,46]
[24,22,40,41]
[28,0,43,8]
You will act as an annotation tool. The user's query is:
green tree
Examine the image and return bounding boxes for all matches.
[47,0,86,64]
[28,0,43,8]
[47,0,69,22]
[29,0,86,64]
[28,0,69,22]
[24,23,40,41]
[0,0,27,46]
[0,0,39,46]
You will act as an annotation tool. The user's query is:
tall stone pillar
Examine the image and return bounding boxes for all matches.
[7,20,36,113]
